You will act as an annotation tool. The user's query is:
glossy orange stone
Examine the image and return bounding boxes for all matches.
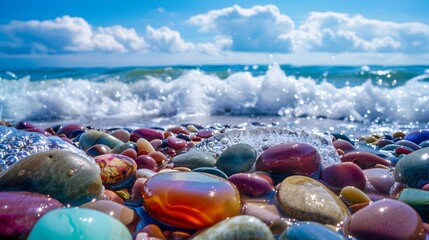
[142,172,242,229]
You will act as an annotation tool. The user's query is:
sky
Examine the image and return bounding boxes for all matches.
[1,0,429,68]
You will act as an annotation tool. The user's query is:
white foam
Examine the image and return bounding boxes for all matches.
[1,64,428,124]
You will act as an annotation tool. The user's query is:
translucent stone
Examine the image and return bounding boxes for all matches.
[142,171,242,229]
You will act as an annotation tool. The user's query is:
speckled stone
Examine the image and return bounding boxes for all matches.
[0,150,102,206]
[191,215,274,240]
[276,175,350,225]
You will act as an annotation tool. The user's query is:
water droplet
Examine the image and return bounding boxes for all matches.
[68,168,77,176]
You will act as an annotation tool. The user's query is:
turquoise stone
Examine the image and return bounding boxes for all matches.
[395,148,429,188]
[27,208,132,240]
[279,221,344,240]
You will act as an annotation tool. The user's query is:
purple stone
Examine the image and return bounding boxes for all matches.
[0,192,63,239]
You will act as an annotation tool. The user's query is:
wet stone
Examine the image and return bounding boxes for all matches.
[130,128,164,142]
[276,175,350,225]
[215,143,257,176]
[320,162,366,191]
[94,154,137,190]
[228,173,273,197]
[395,148,429,188]
[79,130,124,151]
[171,151,216,170]
[27,208,132,240]
[0,191,63,239]
[341,151,390,169]
[343,199,425,240]
[404,130,429,145]
[0,150,102,206]
[255,142,322,182]
[279,221,344,240]
[191,215,274,240]
[142,171,241,229]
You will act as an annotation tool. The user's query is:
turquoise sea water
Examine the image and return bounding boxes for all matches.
[1,64,428,135]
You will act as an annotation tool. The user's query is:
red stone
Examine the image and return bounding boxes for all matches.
[255,142,322,177]
[130,128,164,142]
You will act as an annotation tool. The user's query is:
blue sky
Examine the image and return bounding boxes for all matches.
[1,0,429,68]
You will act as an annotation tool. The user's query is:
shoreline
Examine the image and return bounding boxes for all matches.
[1,119,429,239]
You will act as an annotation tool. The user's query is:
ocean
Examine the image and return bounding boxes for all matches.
[1,64,428,137]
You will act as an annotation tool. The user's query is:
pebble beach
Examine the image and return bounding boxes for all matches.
[1,118,429,240]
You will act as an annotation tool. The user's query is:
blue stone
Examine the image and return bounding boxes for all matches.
[279,221,344,240]
[404,130,429,145]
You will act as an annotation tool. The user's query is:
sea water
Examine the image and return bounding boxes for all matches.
[0,64,428,136]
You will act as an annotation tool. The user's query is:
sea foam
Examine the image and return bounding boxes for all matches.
[0,64,428,124]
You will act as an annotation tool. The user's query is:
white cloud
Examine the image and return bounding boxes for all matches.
[286,12,429,53]
[145,25,193,53]
[0,15,146,54]
[1,6,429,57]
[188,4,294,52]
[188,5,429,54]
[144,25,231,54]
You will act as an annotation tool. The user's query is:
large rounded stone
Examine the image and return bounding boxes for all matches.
[0,192,63,239]
[404,130,429,145]
[343,199,425,240]
[255,142,322,181]
[142,171,241,229]
[0,150,102,206]
[276,176,350,225]
[27,208,132,240]
[395,148,429,188]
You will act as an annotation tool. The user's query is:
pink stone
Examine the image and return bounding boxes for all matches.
[343,199,425,240]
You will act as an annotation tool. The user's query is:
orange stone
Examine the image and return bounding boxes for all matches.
[142,172,242,229]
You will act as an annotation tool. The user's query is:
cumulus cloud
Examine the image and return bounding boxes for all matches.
[1,6,429,56]
[188,4,294,52]
[0,15,146,54]
[144,25,231,54]
[188,5,429,54]
[145,25,193,53]
[288,11,429,53]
